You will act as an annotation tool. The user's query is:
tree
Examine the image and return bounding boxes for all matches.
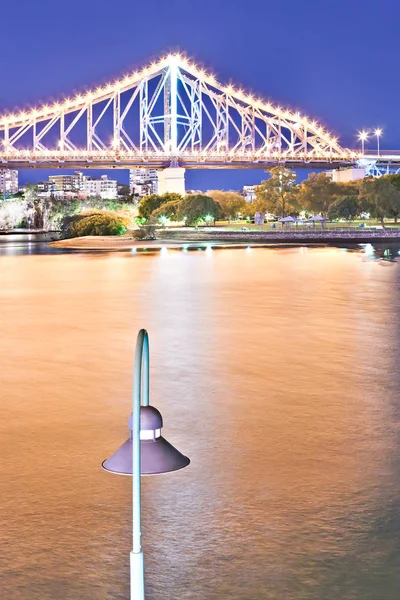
[360,176,400,225]
[0,198,28,229]
[206,190,246,220]
[297,172,340,215]
[151,198,182,222]
[62,210,132,238]
[23,184,52,229]
[138,192,182,220]
[48,197,81,230]
[334,180,360,198]
[116,191,141,207]
[252,196,270,215]
[240,201,256,218]
[385,175,400,222]
[328,196,360,225]
[117,183,131,197]
[176,195,221,226]
[255,167,297,217]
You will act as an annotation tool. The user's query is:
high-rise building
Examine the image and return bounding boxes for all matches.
[129,168,158,196]
[0,169,18,196]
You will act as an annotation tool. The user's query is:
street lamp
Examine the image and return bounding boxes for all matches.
[358,130,369,155]
[102,329,190,600]
[374,128,382,156]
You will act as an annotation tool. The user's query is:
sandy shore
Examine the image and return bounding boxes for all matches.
[48,235,259,251]
[49,228,400,251]
[49,236,294,252]
[49,235,162,250]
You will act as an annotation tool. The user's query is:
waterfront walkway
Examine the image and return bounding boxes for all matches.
[47,227,400,252]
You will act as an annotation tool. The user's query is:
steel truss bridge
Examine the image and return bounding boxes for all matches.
[0,54,398,174]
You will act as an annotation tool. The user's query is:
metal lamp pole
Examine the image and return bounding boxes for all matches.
[374,128,382,157]
[358,131,368,155]
[102,329,190,600]
[1,169,7,202]
[131,329,149,600]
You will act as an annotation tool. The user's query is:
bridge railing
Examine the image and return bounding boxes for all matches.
[360,150,400,157]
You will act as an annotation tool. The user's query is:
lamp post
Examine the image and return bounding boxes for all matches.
[102,329,190,600]
[374,128,382,157]
[0,168,7,202]
[358,130,369,155]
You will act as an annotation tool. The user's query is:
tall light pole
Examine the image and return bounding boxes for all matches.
[102,329,190,600]
[358,130,369,155]
[0,169,7,202]
[374,128,382,157]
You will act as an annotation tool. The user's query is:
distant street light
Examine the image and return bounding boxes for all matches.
[358,131,369,155]
[102,329,190,600]
[374,128,382,157]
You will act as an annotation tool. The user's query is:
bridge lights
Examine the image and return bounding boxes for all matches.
[374,128,382,156]
[358,130,369,154]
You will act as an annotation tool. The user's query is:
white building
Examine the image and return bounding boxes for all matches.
[325,168,366,183]
[243,185,257,203]
[45,172,118,199]
[129,168,158,196]
[81,174,118,199]
[0,169,18,196]
[48,173,83,193]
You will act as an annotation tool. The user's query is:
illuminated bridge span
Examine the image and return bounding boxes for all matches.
[0,54,397,192]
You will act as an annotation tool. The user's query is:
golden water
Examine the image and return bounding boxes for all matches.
[1,246,399,599]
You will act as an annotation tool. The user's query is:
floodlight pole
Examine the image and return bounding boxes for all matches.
[131,328,150,600]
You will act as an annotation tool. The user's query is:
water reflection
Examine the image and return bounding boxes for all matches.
[0,246,399,600]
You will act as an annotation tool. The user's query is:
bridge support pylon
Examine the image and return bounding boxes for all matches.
[157,167,186,196]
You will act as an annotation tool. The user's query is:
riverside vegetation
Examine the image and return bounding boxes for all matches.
[137,168,400,229]
[2,168,400,237]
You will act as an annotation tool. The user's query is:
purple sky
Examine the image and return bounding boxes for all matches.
[2,0,399,190]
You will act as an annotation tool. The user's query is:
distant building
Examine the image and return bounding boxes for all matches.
[48,172,84,193]
[45,172,118,199]
[37,180,57,194]
[131,182,155,197]
[81,175,118,199]
[325,168,366,183]
[243,185,257,203]
[129,168,158,196]
[0,169,18,195]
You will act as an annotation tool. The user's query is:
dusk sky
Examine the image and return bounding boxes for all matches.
[2,0,400,190]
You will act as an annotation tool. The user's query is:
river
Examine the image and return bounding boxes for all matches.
[1,240,400,599]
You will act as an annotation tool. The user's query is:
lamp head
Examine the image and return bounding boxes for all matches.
[102,405,190,476]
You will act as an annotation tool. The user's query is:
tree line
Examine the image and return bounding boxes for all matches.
[251,167,400,224]
[138,168,400,226]
[2,168,400,231]
[0,184,139,230]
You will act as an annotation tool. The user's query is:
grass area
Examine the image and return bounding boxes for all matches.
[211,219,400,231]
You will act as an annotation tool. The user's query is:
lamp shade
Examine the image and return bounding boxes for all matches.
[102,406,190,476]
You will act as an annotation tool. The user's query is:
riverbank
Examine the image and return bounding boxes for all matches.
[157,227,400,244]
[48,227,400,250]
[48,235,300,252]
